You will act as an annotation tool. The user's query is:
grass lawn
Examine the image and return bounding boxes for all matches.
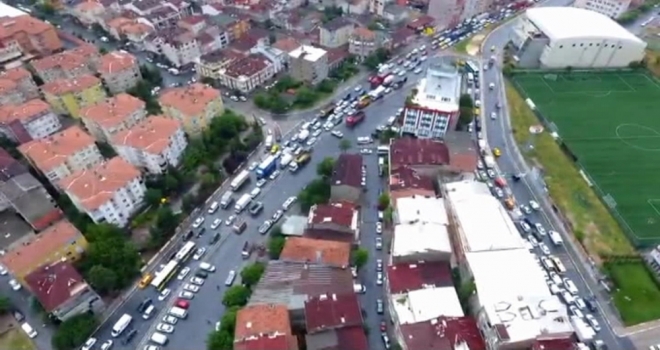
[504,81,634,258]
[454,38,470,54]
[0,329,36,350]
[605,262,660,326]
[512,71,660,246]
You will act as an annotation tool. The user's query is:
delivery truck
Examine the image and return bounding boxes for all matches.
[280,153,294,168]
[234,193,252,213]
[220,191,233,209]
[230,170,250,191]
[256,155,277,179]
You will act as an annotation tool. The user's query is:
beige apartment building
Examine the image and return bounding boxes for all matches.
[159,83,224,136]
[0,67,40,106]
[31,45,100,83]
[288,45,328,85]
[98,51,142,94]
[79,94,147,142]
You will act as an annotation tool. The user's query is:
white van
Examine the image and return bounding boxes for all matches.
[21,323,37,338]
[207,201,219,214]
[199,262,216,272]
[250,187,261,199]
[169,306,188,319]
[151,332,169,345]
[142,304,156,320]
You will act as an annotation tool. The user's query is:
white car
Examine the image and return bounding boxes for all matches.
[529,200,540,210]
[491,112,497,120]
[192,217,204,228]
[376,222,382,234]
[100,340,113,350]
[520,205,532,215]
[177,267,190,280]
[163,315,178,325]
[549,272,562,286]
[207,202,219,214]
[586,314,601,332]
[376,272,383,285]
[360,148,373,154]
[256,179,267,188]
[563,278,579,295]
[519,221,531,233]
[158,288,171,301]
[178,291,195,299]
[413,68,422,74]
[0,265,7,275]
[183,283,200,293]
[190,277,205,285]
[225,215,236,226]
[272,210,284,222]
[494,188,504,198]
[534,223,547,236]
[282,196,297,211]
[211,219,221,230]
[249,162,258,171]
[82,338,97,350]
[306,137,318,146]
[156,323,174,334]
[9,279,20,291]
[569,305,584,319]
[269,170,281,180]
[538,243,551,255]
[192,247,206,260]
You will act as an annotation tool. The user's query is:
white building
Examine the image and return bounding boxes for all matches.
[394,195,448,225]
[511,7,646,68]
[391,287,464,325]
[112,116,187,174]
[466,249,574,348]
[573,0,630,19]
[0,99,61,143]
[288,45,328,85]
[59,157,145,227]
[392,195,451,263]
[217,54,277,94]
[402,63,460,139]
[18,126,104,186]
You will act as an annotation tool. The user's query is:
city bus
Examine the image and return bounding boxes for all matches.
[174,241,196,263]
[150,260,179,290]
[466,61,479,74]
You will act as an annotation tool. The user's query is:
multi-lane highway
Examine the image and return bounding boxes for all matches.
[87,50,433,350]
[480,0,635,348]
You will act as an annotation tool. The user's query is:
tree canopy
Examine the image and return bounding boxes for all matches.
[316,157,335,178]
[207,330,233,350]
[52,313,98,350]
[363,48,391,70]
[378,193,390,210]
[240,262,266,287]
[353,248,369,269]
[222,285,251,307]
[298,178,331,213]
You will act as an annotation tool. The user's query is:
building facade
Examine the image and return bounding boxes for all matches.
[98,51,142,94]
[79,94,147,142]
[573,0,630,18]
[0,99,61,144]
[159,83,225,136]
[218,54,276,94]
[289,45,329,85]
[42,75,107,118]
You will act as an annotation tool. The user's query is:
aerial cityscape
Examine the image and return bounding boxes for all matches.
[0,0,659,349]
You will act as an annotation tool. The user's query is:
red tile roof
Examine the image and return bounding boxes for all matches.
[387,261,453,294]
[389,166,435,192]
[280,237,351,267]
[400,316,486,350]
[304,293,362,333]
[234,334,298,350]
[407,15,434,30]
[390,138,449,170]
[306,326,368,350]
[331,154,362,188]
[308,202,357,228]
[223,53,270,79]
[235,304,291,341]
[532,339,580,350]
[24,261,88,312]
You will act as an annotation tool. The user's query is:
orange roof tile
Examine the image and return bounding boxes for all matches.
[280,237,351,267]
[0,15,53,38]
[0,79,17,94]
[159,83,221,117]
[18,126,96,172]
[41,75,101,95]
[98,51,138,74]
[0,99,51,124]
[32,45,98,72]
[80,93,145,129]
[122,22,153,36]
[0,220,82,275]
[74,1,103,12]
[235,304,291,341]
[112,115,181,154]
[0,67,31,82]
[353,27,375,41]
[107,17,133,30]
[59,157,141,211]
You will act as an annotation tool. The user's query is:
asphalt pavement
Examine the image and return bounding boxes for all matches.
[481,0,635,347]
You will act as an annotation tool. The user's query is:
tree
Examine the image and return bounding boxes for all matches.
[207,330,233,350]
[353,248,369,269]
[51,314,98,350]
[209,111,247,140]
[339,139,351,152]
[294,87,319,107]
[0,296,10,314]
[384,206,394,223]
[145,188,164,207]
[222,285,251,307]
[459,94,474,108]
[86,265,118,294]
[317,79,337,94]
[220,306,240,333]
[201,77,215,86]
[99,47,108,55]
[458,106,474,128]
[378,193,390,210]
[240,262,266,287]
[140,65,163,87]
[268,236,286,259]
[298,178,331,212]
[316,157,335,178]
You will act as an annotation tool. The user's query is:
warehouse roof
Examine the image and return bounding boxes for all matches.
[526,7,643,43]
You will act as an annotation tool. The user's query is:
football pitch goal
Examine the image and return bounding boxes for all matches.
[512,71,660,246]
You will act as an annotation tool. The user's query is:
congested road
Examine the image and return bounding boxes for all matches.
[480,0,635,348]
[88,48,434,350]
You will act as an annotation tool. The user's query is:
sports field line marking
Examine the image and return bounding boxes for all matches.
[646,199,660,226]
[636,73,660,91]
[614,74,636,92]
[615,123,660,152]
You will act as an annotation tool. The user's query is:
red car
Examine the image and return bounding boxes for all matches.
[175,299,190,309]
[380,321,387,332]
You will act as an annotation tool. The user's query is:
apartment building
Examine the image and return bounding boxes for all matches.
[145,27,201,68]
[306,202,360,243]
[205,12,251,42]
[0,99,61,144]
[289,45,329,85]
[427,0,484,29]
[42,74,107,118]
[0,67,40,105]
[159,83,224,136]
[319,17,354,48]
[218,53,276,94]
[25,261,104,321]
[0,15,63,58]
[112,116,187,174]
[196,50,245,81]
[98,51,142,94]
[0,220,88,282]
[0,149,62,232]
[31,45,100,83]
[349,27,390,58]
[573,0,630,18]
[70,1,106,26]
[106,17,155,45]
[402,63,460,139]
[60,157,145,227]
[18,126,104,186]
[80,94,147,142]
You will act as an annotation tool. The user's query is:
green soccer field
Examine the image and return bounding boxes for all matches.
[512,71,660,244]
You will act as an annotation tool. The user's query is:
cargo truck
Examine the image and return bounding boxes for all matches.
[280,153,294,168]
[219,191,233,209]
[230,170,250,191]
[256,155,277,179]
[346,111,366,128]
[369,85,387,100]
[571,316,595,343]
[298,129,310,142]
[234,193,252,213]
[318,104,334,118]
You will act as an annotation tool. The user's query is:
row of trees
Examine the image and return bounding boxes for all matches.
[52,313,99,350]
[617,1,659,24]
[268,225,286,259]
[207,262,267,350]
[363,48,392,70]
